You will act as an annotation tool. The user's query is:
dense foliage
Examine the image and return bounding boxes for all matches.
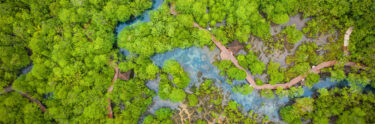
[260,0,298,24]
[1,0,153,123]
[110,79,154,123]
[281,26,303,44]
[163,60,190,88]
[267,60,285,85]
[281,88,375,124]
[157,60,190,102]
[233,84,254,95]
[1,0,375,123]
[237,51,266,75]
[143,108,173,124]
[214,60,247,83]
[170,79,267,123]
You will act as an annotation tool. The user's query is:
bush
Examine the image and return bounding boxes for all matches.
[169,88,186,102]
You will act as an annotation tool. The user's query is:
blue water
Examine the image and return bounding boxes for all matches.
[302,78,341,97]
[21,64,33,74]
[151,47,224,88]
[115,0,164,34]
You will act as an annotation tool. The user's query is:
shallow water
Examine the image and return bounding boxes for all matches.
[21,64,33,74]
[302,78,340,97]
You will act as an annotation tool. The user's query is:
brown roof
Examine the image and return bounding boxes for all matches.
[227,40,243,55]
[118,70,132,81]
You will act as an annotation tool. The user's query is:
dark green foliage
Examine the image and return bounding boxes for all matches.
[237,55,248,68]
[336,107,366,124]
[261,89,275,98]
[158,74,173,100]
[118,3,213,58]
[0,92,48,123]
[233,84,254,95]
[196,119,208,124]
[1,0,375,123]
[158,60,190,102]
[227,67,247,81]
[281,26,303,44]
[260,0,298,24]
[298,0,375,86]
[169,88,186,102]
[146,64,160,80]
[0,0,155,122]
[215,60,247,82]
[155,108,173,120]
[305,73,320,87]
[188,94,199,106]
[163,60,190,88]
[175,0,271,42]
[330,68,346,81]
[280,97,314,124]
[224,101,258,123]
[286,42,322,80]
[215,60,233,76]
[286,42,321,65]
[255,78,264,85]
[281,87,375,123]
[237,51,266,75]
[143,108,173,124]
[110,79,154,123]
[347,72,370,89]
[267,61,285,85]
[280,106,302,124]
[197,79,215,95]
[0,0,34,90]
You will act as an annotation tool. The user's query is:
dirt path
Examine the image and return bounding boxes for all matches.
[2,86,46,112]
[107,66,119,118]
[170,3,362,90]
